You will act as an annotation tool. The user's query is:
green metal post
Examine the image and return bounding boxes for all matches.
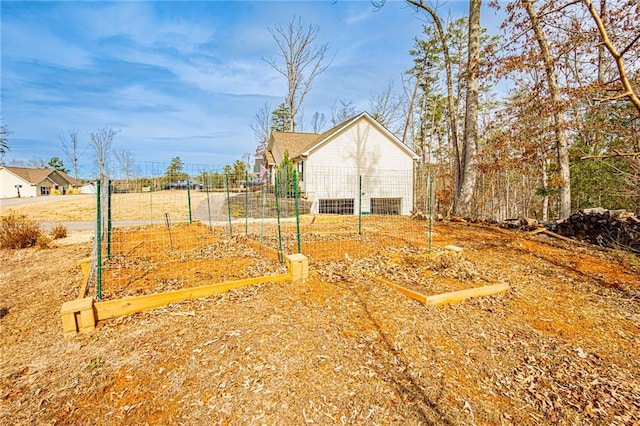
[429,175,434,252]
[225,174,232,235]
[274,174,284,264]
[187,179,193,224]
[205,175,213,231]
[149,184,153,225]
[245,170,249,236]
[293,170,301,254]
[96,180,102,300]
[259,180,267,255]
[358,175,362,235]
[107,179,112,259]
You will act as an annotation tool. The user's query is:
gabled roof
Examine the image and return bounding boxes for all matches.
[268,112,418,162]
[269,131,319,160]
[1,166,80,186]
[264,150,276,165]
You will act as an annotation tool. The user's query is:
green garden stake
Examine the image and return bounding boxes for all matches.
[225,174,232,235]
[259,182,266,255]
[149,184,153,225]
[107,179,112,259]
[429,175,434,252]
[358,175,362,235]
[165,212,174,251]
[96,180,102,300]
[205,175,213,231]
[294,170,301,254]
[245,170,249,236]
[187,179,193,224]
[274,174,284,264]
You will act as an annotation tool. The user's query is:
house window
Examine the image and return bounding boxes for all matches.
[370,198,402,215]
[40,186,50,196]
[319,198,354,215]
[298,161,304,182]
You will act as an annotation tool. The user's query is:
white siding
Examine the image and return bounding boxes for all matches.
[0,170,37,198]
[304,118,414,215]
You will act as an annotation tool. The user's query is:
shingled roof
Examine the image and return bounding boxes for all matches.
[2,166,80,186]
[268,113,366,160]
[267,112,417,164]
[270,132,319,159]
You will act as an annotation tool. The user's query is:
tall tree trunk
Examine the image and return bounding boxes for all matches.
[456,0,482,217]
[407,1,461,209]
[524,0,572,219]
[403,59,425,146]
[540,150,550,222]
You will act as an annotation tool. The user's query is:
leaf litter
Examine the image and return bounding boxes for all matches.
[0,221,638,425]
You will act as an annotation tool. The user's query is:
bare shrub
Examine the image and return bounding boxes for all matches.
[51,224,68,239]
[36,234,52,249]
[0,211,44,249]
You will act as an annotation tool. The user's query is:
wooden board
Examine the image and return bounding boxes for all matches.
[365,273,427,304]
[425,282,510,306]
[366,273,509,307]
[94,273,291,320]
[243,237,282,261]
[77,258,92,299]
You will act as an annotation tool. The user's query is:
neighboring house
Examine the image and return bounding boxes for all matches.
[264,112,419,215]
[80,182,96,195]
[0,166,80,198]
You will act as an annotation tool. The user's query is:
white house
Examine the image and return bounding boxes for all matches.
[0,166,80,198]
[264,112,418,215]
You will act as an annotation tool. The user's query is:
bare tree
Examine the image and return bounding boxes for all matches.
[0,123,10,165]
[27,157,46,168]
[264,15,334,132]
[311,111,326,133]
[114,149,136,181]
[330,99,357,126]
[583,0,640,115]
[250,102,272,158]
[523,0,572,219]
[406,0,465,213]
[90,127,119,182]
[369,79,403,134]
[59,128,85,180]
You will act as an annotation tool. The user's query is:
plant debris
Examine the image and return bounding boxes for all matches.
[1,220,638,424]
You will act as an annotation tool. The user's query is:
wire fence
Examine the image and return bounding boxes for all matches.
[85,161,437,300]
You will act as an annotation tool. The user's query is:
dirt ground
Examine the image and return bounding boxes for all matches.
[1,219,639,425]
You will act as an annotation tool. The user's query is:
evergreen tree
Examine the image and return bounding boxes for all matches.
[165,156,188,181]
[232,160,247,185]
[48,156,69,173]
[271,103,293,132]
[275,151,296,198]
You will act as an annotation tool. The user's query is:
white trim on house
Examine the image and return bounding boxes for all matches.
[265,112,419,216]
[300,112,419,161]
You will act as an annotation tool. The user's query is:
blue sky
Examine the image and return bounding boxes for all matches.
[1,0,501,177]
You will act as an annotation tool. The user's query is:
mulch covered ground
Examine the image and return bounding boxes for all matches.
[1,221,638,425]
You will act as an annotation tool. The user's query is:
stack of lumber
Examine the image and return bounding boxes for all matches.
[552,208,640,253]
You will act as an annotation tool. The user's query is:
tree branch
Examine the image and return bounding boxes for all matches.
[581,151,640,160]
[620,32,640,58]
[582,0,640,115]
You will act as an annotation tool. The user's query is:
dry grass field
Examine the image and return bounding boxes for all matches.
[1,199,639,425]
[0,191,211,222]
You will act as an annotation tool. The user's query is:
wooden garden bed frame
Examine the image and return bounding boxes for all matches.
[61,253,308,337]
[366,245,510,306]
